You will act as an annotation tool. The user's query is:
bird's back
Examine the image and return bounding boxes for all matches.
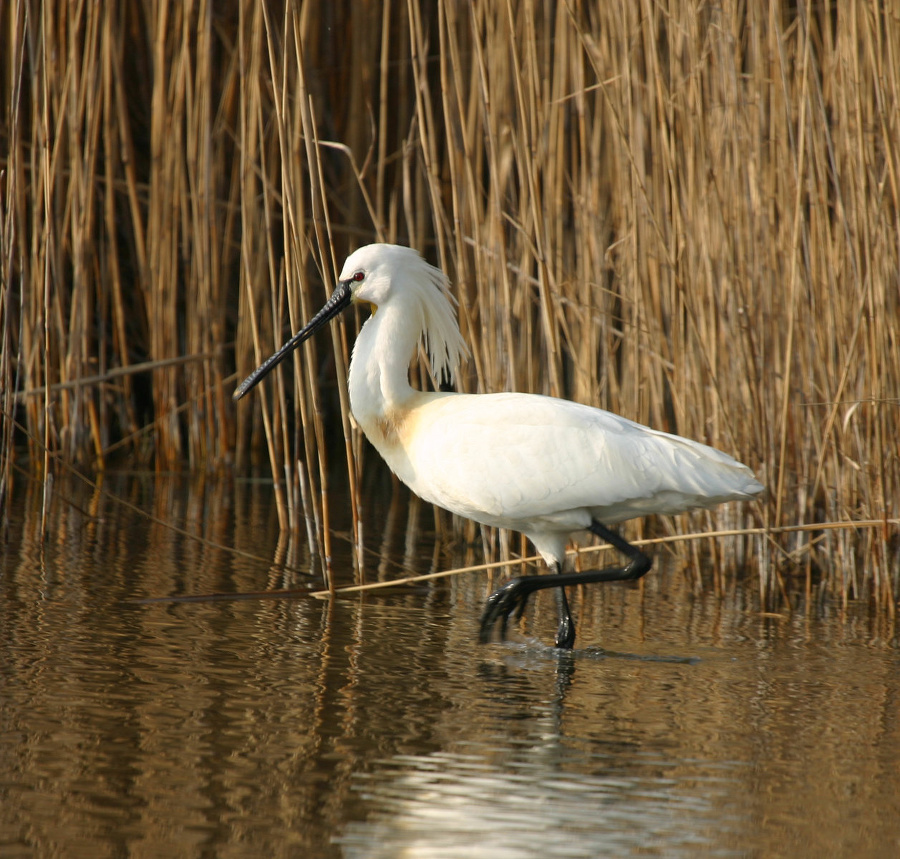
[390,391,762,532]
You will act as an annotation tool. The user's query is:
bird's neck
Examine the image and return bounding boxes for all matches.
[347,306,419,428]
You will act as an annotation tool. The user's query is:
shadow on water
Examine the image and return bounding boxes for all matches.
[1,473,899,858]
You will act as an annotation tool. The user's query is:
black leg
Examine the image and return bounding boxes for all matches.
[553,580,576,649]
[478,519,653,647]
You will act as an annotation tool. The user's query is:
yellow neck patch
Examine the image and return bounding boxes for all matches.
[351,294,378,316]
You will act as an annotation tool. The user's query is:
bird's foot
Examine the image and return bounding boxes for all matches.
[554,615,576,650]
[478,577,538,644]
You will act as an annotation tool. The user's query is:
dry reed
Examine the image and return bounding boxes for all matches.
[2,1,898,604]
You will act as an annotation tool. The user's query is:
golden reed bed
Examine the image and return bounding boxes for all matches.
[1,2,897,605]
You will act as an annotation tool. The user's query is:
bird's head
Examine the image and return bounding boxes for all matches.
[234,243,468,400]
[338,243,420,310]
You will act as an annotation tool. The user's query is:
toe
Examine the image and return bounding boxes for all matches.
[478,578,531,643]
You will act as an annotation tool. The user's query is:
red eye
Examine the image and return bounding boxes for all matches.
[352,271,365,282]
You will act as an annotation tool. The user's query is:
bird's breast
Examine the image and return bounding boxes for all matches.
[352,393,456,496]
[370,409,411,449]
[353,393,429,458]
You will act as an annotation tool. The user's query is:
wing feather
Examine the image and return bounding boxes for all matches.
[406,392,759,526]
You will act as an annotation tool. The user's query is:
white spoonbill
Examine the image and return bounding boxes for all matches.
[235,244,763,649]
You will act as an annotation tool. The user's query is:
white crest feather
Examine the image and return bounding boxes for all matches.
[414,256,470,385]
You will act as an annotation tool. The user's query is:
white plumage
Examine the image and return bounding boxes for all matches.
[236,243,763,648]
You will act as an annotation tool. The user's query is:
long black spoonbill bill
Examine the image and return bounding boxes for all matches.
[234,244,764,649]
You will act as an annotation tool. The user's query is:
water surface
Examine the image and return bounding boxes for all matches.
[1,474,898,857]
